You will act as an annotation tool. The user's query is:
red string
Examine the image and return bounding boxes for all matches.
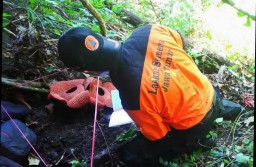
[2,67,93,166]
[1,104,49,167]
[90,76,100,167]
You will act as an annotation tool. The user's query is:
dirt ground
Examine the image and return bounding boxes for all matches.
[2,22,253,166]
[2,26,253,167]
[2,22,134,166]
[2,88,133,167]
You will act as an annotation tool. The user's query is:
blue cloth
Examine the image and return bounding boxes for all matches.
[1,119,37,160]
[0,156,23,167]
[1,101,31,121]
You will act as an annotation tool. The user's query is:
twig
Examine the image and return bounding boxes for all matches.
[201,137,218,166]
[11,16,27,23]
[55,151,66,166]
[3,28,17,38]
[44,39,59,42]
[217,65,227,83]
[222,0,256,21]
[28,50,38,58]
[231,111,250,144]
[3,0,15,6]
[96,121,113,166]
[14,91,32,110]
[53,5,70,20]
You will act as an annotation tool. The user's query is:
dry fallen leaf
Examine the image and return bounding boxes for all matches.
[28,153,40,165]
[14,91,32,110]
[45,103,54,114]
[244,116,254,127]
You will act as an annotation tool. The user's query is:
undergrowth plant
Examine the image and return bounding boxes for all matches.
[159,113,254,167]
[70,159,87,167]
[186,46,218,73]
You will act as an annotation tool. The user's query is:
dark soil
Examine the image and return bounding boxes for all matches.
[2,9,134,165]
[2,19,133,166]
[2,88,132,167]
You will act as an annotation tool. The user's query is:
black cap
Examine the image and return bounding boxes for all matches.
[58,27,120,71]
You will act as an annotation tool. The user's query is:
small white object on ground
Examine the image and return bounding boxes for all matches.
[109,90,134,127]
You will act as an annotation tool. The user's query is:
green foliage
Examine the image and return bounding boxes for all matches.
[2,12,12,27]
[208,115,254,167]
[89,0,105,9]
[8,0,118,38]
[206,130,217,139]
[237,11,253,27]
[215,119,232,129]
[215,117,224,124]
[186,47,204,65]
[161,0,198,36]
[159,158,179,167]
[111,5,123,14]
[210,149,226,157]
[235,153,250,164]
[186,46,218,73]
[184,150,202,164]
[201,0,212,11]
[237,11,246,17]
[114,0,200,36]
[24,0,88,36]
[70,160,82,167]
[205,31,212,40]
[244,16,252,27]
[70,160,87,167]
[115,126,136,142]
[223,0,255,26]
[242,139,254,156]
[159,150,203,167]
[44,65,57,74]
[90,25,101,33]
[226,51,255,83]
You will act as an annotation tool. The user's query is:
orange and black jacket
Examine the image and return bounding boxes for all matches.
[110,25,214,141]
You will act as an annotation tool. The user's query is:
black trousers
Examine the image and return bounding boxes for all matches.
[120,91,224,167]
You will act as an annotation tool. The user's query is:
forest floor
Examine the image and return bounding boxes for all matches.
[2,29,254,167]
[2,63,134,167]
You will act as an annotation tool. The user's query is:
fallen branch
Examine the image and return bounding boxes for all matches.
[3,27,16,38]
[2,77,49,93]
